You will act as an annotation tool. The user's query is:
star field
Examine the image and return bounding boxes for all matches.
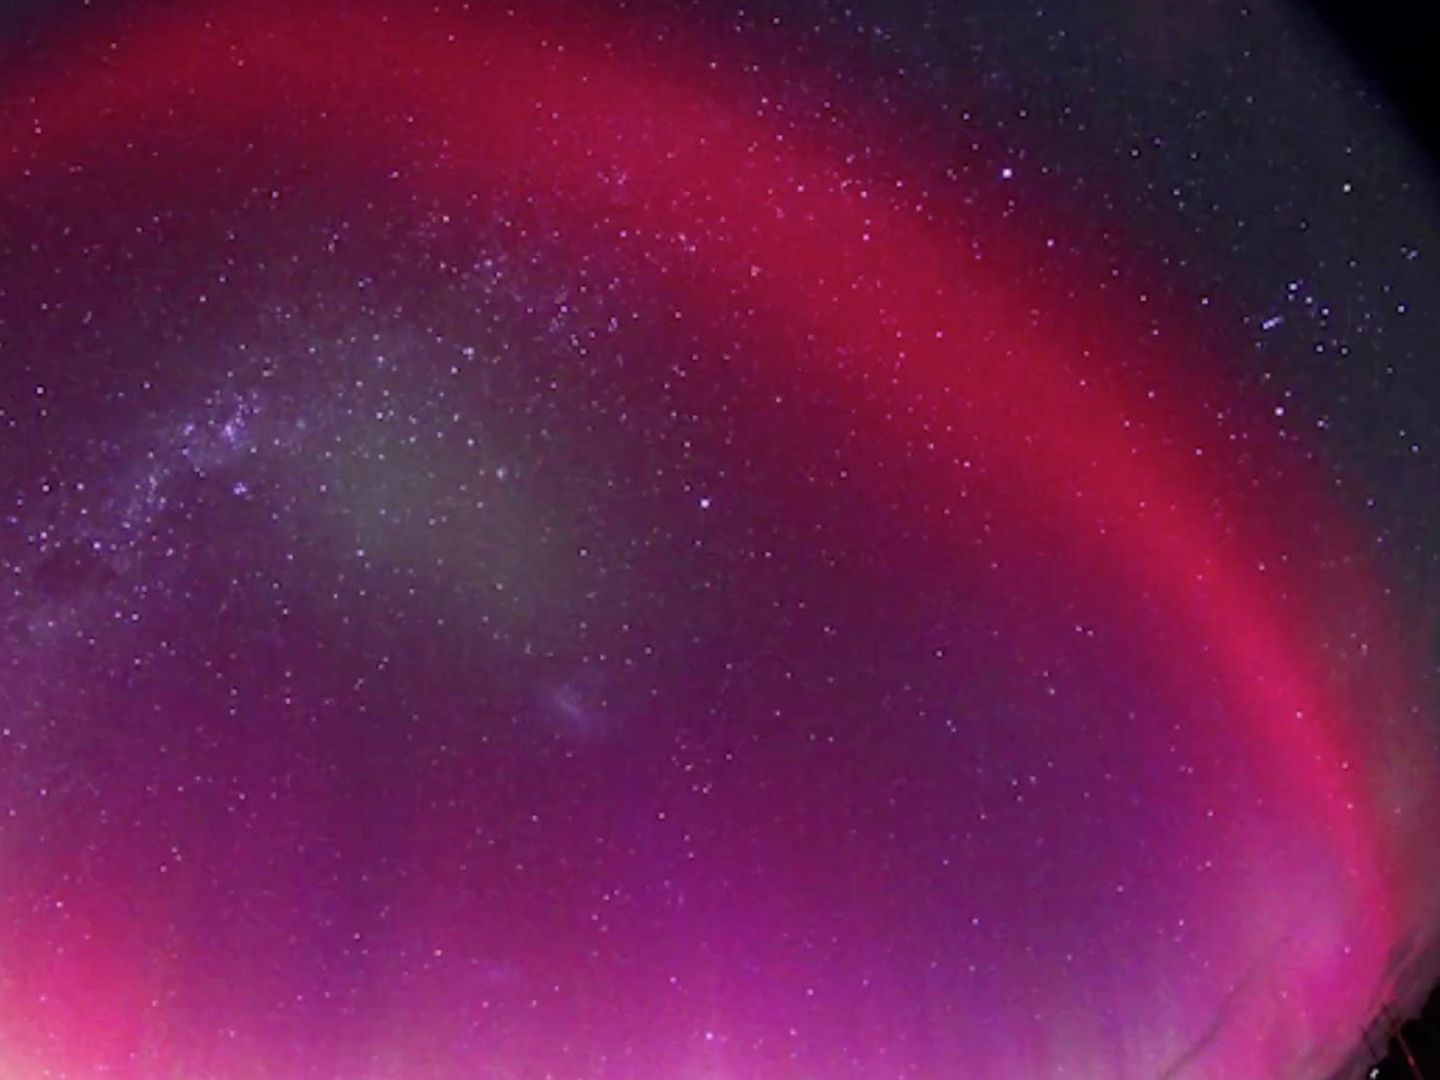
[2,2,1440,1077]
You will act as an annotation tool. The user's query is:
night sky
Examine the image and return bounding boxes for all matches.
[2,2,1440,1077]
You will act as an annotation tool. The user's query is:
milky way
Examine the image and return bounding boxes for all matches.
[2,2,1440,1077]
